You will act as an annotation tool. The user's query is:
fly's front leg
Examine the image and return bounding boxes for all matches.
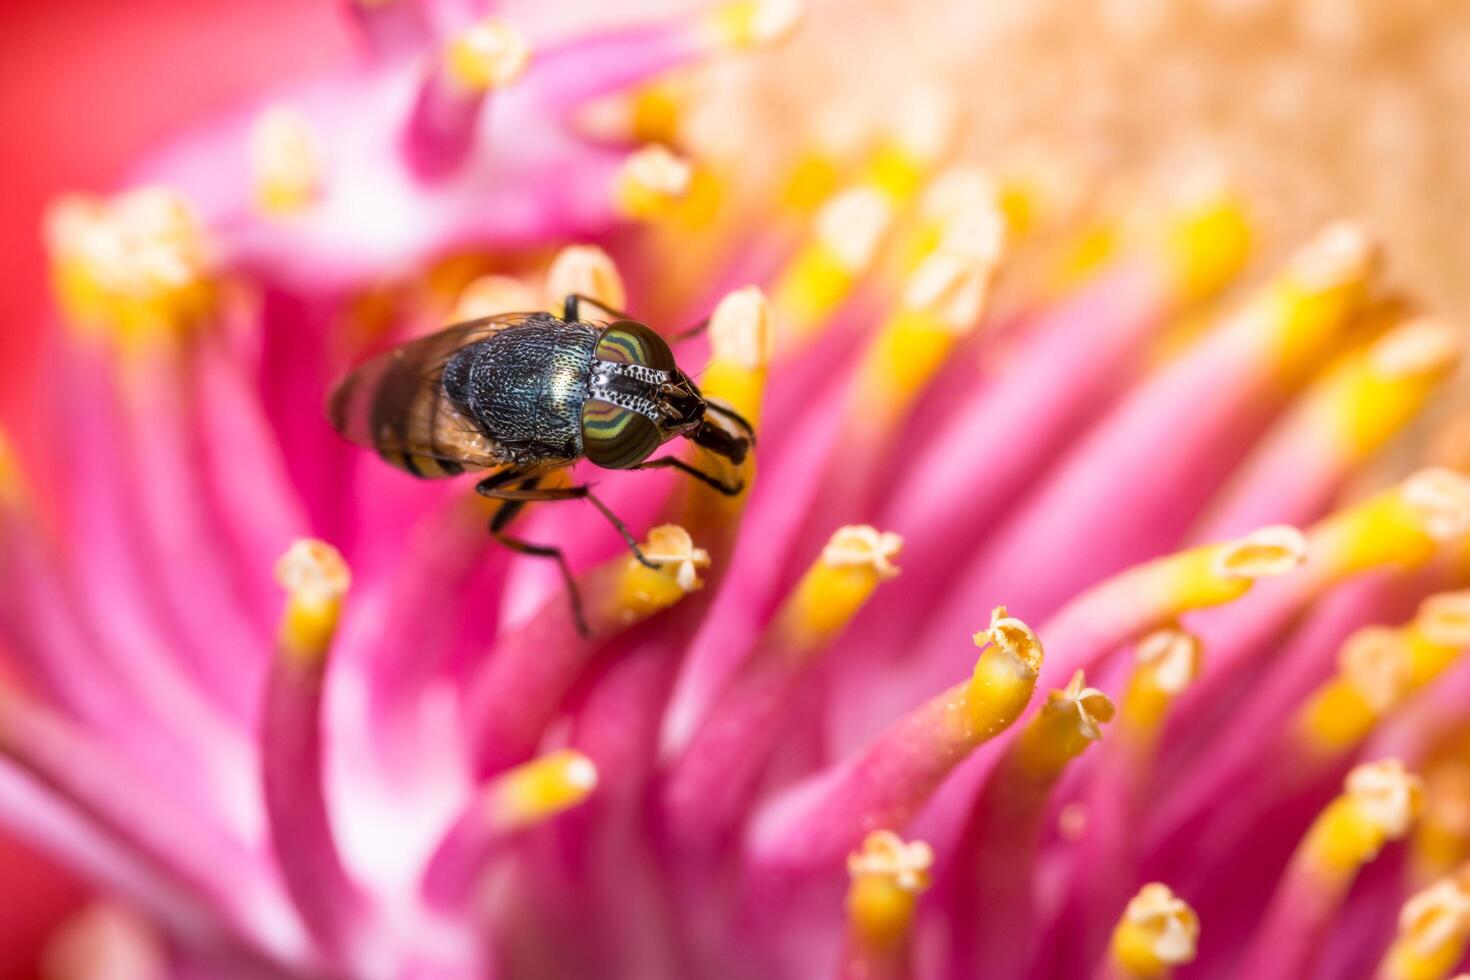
[632,456,744,496]
[563,293,632,323]
[475,475,659,569]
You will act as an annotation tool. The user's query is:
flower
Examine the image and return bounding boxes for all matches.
[6,2,1470,979]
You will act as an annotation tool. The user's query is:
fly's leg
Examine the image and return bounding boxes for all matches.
[703,401,757,445]
[633,456,744,496]
[667,316,711,342]
[475,477,659,569]
[479,475,589,638]
[563,293,632,323]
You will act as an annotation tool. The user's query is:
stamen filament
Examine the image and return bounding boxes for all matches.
[1240,760,1424,978]
[404,19,530,179]
[661,525,901,849]
[263,540,367,962]
[422,750,597,910]
[1100,883,1199,980]
[839,830,933,980]
[745,608,1042,876]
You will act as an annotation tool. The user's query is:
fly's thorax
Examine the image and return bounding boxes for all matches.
[443,317,599,464]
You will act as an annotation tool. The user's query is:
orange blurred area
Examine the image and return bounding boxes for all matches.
[0,1,349,974]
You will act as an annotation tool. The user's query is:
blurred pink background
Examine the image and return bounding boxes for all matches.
[0,1,349,972]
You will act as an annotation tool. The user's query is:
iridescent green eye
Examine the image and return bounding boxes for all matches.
[581,399,662,469]
[594,320,676,371]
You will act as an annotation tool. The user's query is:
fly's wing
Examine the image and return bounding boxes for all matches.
[327,313,535,478]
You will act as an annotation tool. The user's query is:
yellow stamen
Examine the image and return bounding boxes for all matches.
[274,539,351,664]
[1299,759,1424,875]
[705,0,805,49]
[444,18,531,92]
[1262,222,1379,379]
[1413,760,1470,885]
[1016,670,1115,777]
[614,144,693,221]
[1156,180,1253,306]
[771,185,893,341]
[1161,525,1307,610]
[46,187,215,347]
[1108,883,1200,979]
[250,107,321,217]
[844,830,933,953]
[863,85,958,201]
[899,166,1005,272]
[450,274,539,322]
[853,247,1000,425]
[1121,628,1202,733]
[483,749,597,831]
[1299,590,1470,752]
[1311,470,1470,576]
[703,285,774,425]
[608,524,711,620]
[544,244,626,315]
[1310,318,1462,456]
[944,607,1044,743]
[775,526,901,648]
[1378,877,1470,980]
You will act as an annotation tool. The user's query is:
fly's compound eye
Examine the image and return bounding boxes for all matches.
[594,320,677,372]
[582,399,662,469]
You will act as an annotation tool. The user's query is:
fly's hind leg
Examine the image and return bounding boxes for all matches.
[479,474,590,638]
[633,456,744,496]
[475,479,658,570]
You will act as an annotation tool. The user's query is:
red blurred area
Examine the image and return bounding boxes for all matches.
[0,0,351,974]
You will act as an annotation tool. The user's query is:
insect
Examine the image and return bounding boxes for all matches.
[327,293,754,635]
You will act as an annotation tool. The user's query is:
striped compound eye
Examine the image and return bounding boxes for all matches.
[582,320,677,469]
[593,319,677,371]
[581,398,662,468]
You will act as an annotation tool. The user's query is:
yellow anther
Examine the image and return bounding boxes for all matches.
[545,244,626,315]
[1403,469,1470,543]
[250,107,321,216]
[1213,524,1310,581]
[706,0,804,49]
[1340,627,1414,714]
[1265,222,1379,377]
[972,606,1044,677]
[779,526,901,647]
[445,18,531,91]
[901,250,994,335]
[614,145,693,220]
[708,286,774,373]
[845,830,933,955]
[1419,592,1470,650]
[1109,882,1201,978]
[1347,760,1424,839]
[1044,670,1115,742]
[1123,628,1202,732]
[451,275,538,322]
[822,526,903,580]
[1015,669,1113,778]
[1379,878,1470,980]
[274,539,351,663]
[1158,181,1253,304]
[815,186,893,274]
[868,84,958,197]
[636,524,710,593]
[485,749,597,830]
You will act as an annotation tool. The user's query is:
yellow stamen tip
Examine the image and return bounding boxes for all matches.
[1134,628,1202,696]
[886,84,959,174]
[1112,883,1201,973]
[973,606,1044,677]
[1402,469,1470,542]
[1339,627,1413,714]
[250,107,321,217]
[1159,178,1253,304]
[445,18,531,91]
[488,749,598,829]
[274,539,350,662]
[901,250,994,335]
[1369,318,1464,379]
[1213,525,1309,580]
[637,524,711,593]
[275,539,351,604]
[1346,759,1424,839]
[709,0,805,48]
[1044,670,1116,742]
[708,286,774,372]
[545,244,627,315]
[847,830,934,892]
[821,525,903,580]
[1418,591,1470,649]
[615,144,693,220]
[1398,879,1470,958]
[1288,220,1379,290]
[451,275,539,322]
[816,186,894,273]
